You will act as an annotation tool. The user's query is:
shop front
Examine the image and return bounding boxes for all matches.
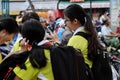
[57,0,110,19]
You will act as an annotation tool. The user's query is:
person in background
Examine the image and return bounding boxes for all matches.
[94,20,102,32]
[61,27,73,45]
[48,15,55,32]
[11,12,40,52]
[40,17,47,28]
[39,17,50,39]
[118,10,120,27]
[56,19,73,45]
[99,11,110,24]
[0,17,19,62]
[16,10,26,25]
[47,18,73,46]
[55,18,65,42]
[101,18,119,47]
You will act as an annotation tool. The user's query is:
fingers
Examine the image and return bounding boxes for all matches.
[20,38,29,50]
[46,31,60,45]
[49,31,54,37]
[25,39,29,46]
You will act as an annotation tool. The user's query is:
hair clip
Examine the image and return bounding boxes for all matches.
[84,17,87,22]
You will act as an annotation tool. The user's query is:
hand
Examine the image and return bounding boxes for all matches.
[114,33,119,37]
[19,38,29,51]
[47,31,61,44]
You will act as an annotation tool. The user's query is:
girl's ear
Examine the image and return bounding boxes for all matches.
[73,18,78,24]
[73,18,82,26]
[74,18,77,22]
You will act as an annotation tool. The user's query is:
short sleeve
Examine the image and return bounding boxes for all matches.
[13,59,40,80]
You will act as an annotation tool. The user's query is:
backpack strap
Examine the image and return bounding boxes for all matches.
[75,32,89,40]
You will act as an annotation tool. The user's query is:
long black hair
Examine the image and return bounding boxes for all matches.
[29,45,50,68]
[21,19,49,68]
[63,4,103,60]
[21,19,45,45]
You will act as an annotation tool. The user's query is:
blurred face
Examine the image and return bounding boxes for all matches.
[64,16,74,30]
[106,20,110,26]
[0,30,15,45]
[41,21,46,28]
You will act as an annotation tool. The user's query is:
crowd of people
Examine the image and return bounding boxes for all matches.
[94,11,120,48]
[0,3,119,80]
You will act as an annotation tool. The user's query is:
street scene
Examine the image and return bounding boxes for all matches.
[0,0,120,80]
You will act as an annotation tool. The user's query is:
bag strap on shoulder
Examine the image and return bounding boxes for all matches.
[75,32,89,40]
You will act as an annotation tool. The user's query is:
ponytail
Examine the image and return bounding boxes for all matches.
[29,43,51,68]
[29,46,47,68]
[84,14,103,60]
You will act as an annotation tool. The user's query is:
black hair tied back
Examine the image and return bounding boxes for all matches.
[29,47,47,68]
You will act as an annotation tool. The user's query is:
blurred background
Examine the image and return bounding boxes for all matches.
[0,0,120,31]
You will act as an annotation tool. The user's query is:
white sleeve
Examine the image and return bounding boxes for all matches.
[101,26,108,36]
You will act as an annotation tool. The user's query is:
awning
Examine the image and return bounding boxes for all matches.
[58,1,110,9]
[70,0,84,2]
[0,1,58,15]
[10,0,26,1]
[0,11,20,15]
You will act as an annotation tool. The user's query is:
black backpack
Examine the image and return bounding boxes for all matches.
[76,32,112,80]
[50,31,112,80]
[50,46,94,80]
[0,51,29,80]
[91,49,112,80]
